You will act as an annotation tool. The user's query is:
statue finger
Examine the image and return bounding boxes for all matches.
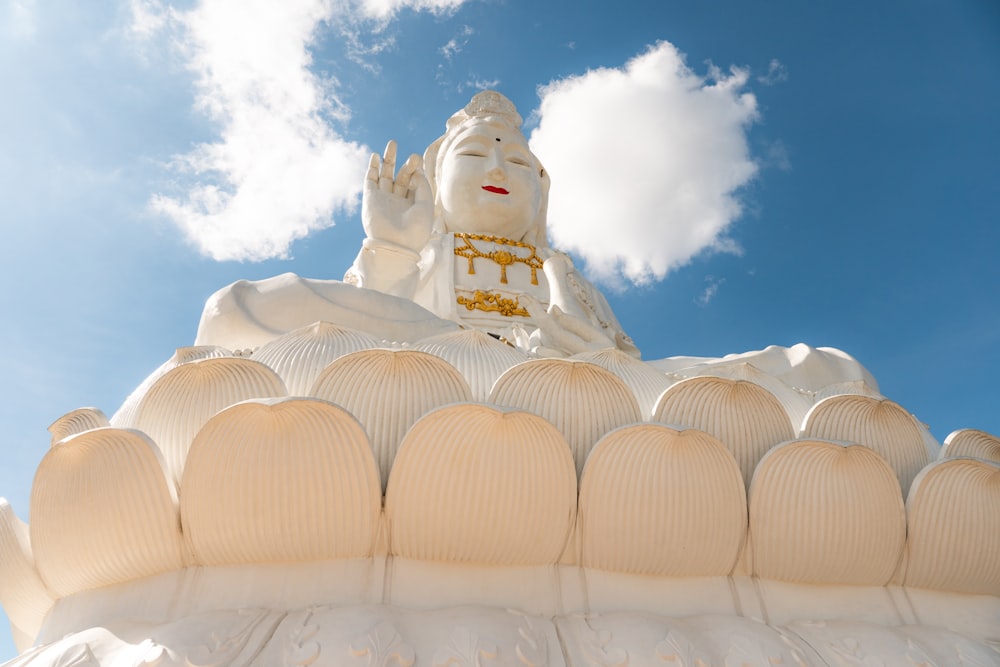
[394,154,420,196]
[379,140,397,192]
[410,158,432,204]
[365,153,380,185]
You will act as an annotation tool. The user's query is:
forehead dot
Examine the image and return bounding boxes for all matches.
[495,137,501,142]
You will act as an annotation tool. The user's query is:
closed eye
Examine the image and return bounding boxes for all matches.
[506,157,530,166]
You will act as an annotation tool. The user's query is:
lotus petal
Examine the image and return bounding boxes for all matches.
[31,428,184,597]
[310,349,472,486]
[940,428,1000,463]
[386,403,576,565]
[652,377,795,488]
[0,500,54,651]
[572,348,673,419]
[131,357,287,484]
[413,329,529,401]
[47,408,109,445]
[678,362,811,434]
[801,394,930,495]
[251,322,381,395]
[748,439,905,585]
[903,458,1000,595]
[181,398,380,566]
[111,346,232,427]
[490,359,641,477]
[579,424,746,576]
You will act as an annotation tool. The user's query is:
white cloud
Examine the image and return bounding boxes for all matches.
[358,0,465,21]
[530,41,759,286]
[139,0,469,262]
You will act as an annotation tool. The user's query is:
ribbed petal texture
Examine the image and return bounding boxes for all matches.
[579,424,746,575]
[903,458,1000,595]
[0,501,54,647]
[413,329,529,401]
[801,395,930,495]
[940,428,1000,463]
[749,439,905,585]
[682,362,812,434]
[490,359,642,477]
[652,377,795,489]
[310,349,473,487]
[111,346,232,427]
[47,408,109,445]
[31,428,185,597]
[572,348,673,419]
[181,398,381,566]
[251,322,381,395]
[385,404,576,565]
[131,357,288,485]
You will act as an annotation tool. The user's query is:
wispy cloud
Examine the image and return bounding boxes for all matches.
[440,24,474,61]
[695,276,725,306]
[134,0,470,262]
[762,139,791,171]
[531,41,759,286]
[758,58,788,86]
[459,75,500,93]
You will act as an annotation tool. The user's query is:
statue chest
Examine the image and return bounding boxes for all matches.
[449,234,551,330]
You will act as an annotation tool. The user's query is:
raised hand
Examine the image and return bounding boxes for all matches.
[361,140,434,253]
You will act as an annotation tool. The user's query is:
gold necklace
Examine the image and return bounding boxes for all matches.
[453,233,543,285]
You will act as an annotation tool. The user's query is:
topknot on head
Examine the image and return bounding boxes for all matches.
[446,90,523,131]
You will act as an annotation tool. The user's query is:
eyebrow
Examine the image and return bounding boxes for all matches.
[453,136,489,150]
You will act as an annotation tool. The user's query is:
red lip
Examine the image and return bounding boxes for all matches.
[482,185,509,195]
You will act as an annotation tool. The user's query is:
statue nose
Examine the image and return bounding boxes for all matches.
[486,149,506,180]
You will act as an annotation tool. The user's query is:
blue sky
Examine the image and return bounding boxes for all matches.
[1,0,998,658]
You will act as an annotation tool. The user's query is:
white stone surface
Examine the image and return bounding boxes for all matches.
[941,427,1000,462]
[652,376,796,488]
[490,359,642,477]
[2,91,998,666]
[801,394,931,495]
[747,440,905,586]
[579,424,746,576]
[386,403,576,566]
[311,349,473,486]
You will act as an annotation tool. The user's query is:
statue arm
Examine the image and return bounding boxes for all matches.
[344,238,422,299]
[345,141,433,299]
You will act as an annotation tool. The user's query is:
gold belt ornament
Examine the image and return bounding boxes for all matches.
[453,234,543,285]
[457,290,530,318]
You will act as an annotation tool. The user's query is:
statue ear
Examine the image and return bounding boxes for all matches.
[423,136,447,234]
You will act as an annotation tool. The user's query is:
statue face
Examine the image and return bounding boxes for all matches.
[438,120,543,241]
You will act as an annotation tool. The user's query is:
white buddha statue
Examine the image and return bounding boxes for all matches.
[345,90,639,358]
